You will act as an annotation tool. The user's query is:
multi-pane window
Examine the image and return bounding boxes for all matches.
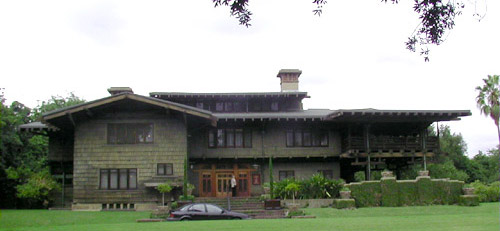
[279,170,295,181]
[209,128,252,148]
[249,101,279,112]
[100,169,137,190]
[318,170,334,179]
[286,129,329,147]
[157,163,173,176]
[107,123,153,144]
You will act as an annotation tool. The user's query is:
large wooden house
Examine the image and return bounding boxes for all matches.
[20,69,471,211]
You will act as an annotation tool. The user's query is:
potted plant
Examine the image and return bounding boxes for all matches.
[186,183,195,196]
[285,182,301,208]
[177,194,195,208]
[263,182,271,194]
[157,182,172,206]
[418,170,429,176]
[339,187,351,199]
[463,184,475,195]
[381,170,393,178]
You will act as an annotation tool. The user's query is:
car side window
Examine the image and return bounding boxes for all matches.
[188,204,206,212]
[206,204,223,213]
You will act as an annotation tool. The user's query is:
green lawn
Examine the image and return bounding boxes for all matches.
[0,203,498,231]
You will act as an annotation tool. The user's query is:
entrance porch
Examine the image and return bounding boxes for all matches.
[192,163,258,198]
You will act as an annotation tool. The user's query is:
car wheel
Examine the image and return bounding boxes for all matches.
[232,217,242,220]
[180,217,191,221]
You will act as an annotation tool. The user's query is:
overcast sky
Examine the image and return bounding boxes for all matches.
[1,0,499,156]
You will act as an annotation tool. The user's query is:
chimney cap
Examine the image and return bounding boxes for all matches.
[277,69,302,77]
[108,87,134,95]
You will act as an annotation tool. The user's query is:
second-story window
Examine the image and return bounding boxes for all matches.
[108,123,153,144]
[286,129,328,147]
[209,128,252,148]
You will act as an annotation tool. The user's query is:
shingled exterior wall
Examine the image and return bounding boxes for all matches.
[72,111,186,209]
[189,122,341,159]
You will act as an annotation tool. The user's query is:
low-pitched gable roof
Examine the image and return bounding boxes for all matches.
[42,92,216,127]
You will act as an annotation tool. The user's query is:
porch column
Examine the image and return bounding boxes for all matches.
[421,127,427,171]
[347,124,352,152]
[364,124,371,180]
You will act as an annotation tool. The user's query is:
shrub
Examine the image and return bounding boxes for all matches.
[380,178,399,207]
[428,161,469,182]
[398,180,418,206]
[370,171,382,181]
[179,195,194,201]
[285,182,301,203]
[157,182,172,206]
[459,195,480,206]
[471,180,500,202]
[333,199,355,209]
[348,181,382,207]
[347,178,464,207]
[273,175,344,200]
[170,201,179,210]
[354,171,365,182]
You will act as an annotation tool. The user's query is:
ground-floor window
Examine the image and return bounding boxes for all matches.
[100,168,137,190]
[279,170,295,181]
[318,170,333,179]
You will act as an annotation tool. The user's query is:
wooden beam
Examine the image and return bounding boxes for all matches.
[67,112,75,127]
[84,107,93,117]
[352,161,384,166]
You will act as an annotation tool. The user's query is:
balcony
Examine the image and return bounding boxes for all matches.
[342,136,438,157]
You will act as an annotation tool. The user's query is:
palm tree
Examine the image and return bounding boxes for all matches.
[476,75,500,148]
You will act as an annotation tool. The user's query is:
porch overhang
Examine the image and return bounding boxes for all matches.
[325,109,471,123]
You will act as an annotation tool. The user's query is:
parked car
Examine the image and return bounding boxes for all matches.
[167,203,250,221]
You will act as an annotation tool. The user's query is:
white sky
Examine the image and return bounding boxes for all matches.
[1,0,499,156]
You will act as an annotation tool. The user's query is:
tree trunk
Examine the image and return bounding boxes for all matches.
[162,192,165,206]
[497,124,500,181]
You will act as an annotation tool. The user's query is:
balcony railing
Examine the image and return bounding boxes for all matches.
[342,136,438,153]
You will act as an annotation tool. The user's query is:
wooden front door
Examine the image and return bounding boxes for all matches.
[215,172,232,197]
[200,172,213,197]
[237,171,250,197]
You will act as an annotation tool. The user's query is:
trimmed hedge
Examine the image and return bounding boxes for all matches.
[417,177,433,205]
[380,177,399,207]
[347,177,464,207]
[398,180,418,206]
[348,181,381,207]
[459,195,480,206]
[333,199,355,209]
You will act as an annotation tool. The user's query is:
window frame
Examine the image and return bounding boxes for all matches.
[99,168,137,190]
[157,163,173,176]
[318,170,334,179]
[285,129,329,147]
[208,128,252,148]
[107,123,154,145]
[278,170,295,181]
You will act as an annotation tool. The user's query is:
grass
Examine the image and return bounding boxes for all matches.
[0,203,498,231]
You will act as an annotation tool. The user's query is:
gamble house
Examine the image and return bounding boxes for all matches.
[20,69,471,211]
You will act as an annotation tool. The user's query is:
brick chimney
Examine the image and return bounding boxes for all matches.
[107,87,133,95]
[277,69,302,92]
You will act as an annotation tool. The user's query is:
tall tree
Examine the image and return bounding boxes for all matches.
[0,92,85,208]
[475,75,500,149]
[212,0,469,61]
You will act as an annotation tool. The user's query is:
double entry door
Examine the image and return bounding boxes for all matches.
[200,170,250,198]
